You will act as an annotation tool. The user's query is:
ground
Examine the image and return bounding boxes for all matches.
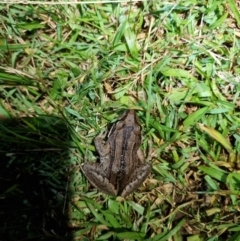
[0,1,240,240]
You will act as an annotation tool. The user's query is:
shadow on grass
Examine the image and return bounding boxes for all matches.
[0,115,76,240]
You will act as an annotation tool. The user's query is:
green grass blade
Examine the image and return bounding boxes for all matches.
[227,0,240,26]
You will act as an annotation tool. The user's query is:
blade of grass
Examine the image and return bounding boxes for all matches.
[227,0,240,26]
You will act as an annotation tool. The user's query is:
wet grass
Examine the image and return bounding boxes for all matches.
[0,0,240,240]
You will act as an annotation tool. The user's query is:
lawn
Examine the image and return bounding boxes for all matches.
[0,0,240,240]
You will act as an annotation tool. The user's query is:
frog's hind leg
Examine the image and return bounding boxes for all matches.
[82,163,118,196]
[120,164,151,198]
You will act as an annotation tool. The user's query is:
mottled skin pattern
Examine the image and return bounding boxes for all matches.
[82,110,151,197]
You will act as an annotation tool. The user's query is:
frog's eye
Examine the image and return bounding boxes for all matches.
[115,121,124,130]
[133,125,141,134]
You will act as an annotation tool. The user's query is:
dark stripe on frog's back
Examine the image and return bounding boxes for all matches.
[108,124,134,192]
[106,112,126,181]
[107,111,129,179]
[120,125,134,175]
[107,124,124,186]
[119,124,142,192]
[117,125,137,193]
[115,125,134,195]
[107,129,118,178]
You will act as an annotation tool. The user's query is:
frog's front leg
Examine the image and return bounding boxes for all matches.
[94,130,110,152]
[120,164,151,198]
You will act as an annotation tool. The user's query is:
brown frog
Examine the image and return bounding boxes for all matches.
[82,110,151,197]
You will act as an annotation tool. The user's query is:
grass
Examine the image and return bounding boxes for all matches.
[0,0,240,240]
